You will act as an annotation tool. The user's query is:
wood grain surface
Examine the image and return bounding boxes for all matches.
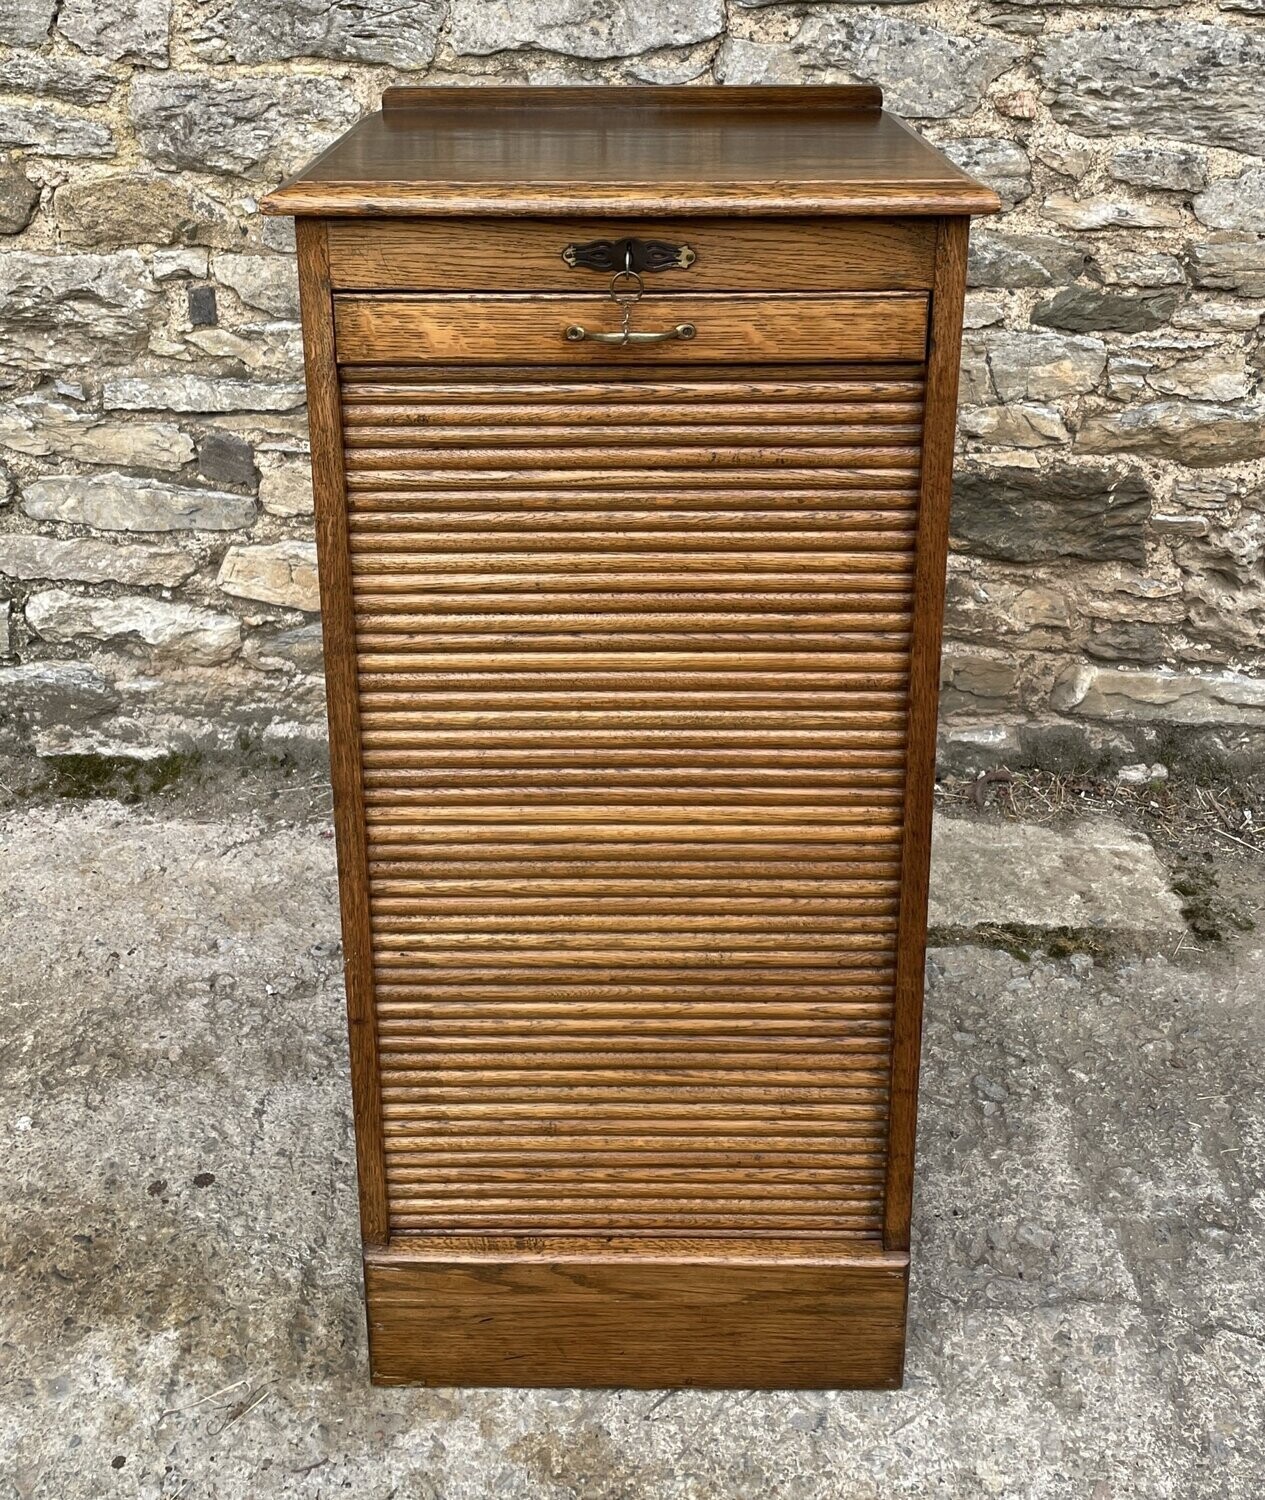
[261,87,1001,219]
[884,217,971,1251]
[366,1249,908,1387]
[275,95,993,1374]
[337,361,925,1242]
[295,220,389,1245]
[326,217,938,292]
[333,293,929,366]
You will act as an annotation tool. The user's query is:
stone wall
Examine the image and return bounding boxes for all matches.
[1,1,1263,775]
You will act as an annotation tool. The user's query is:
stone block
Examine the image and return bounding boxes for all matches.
[1109,146,1207,193]
[0,397,194,469]
[1174,513,1265,656]
[59,0,170,63]
[929,817,1184,936]
[187,286,218,327]
[1102,253,1185,289]
[23,474,257,532]
[713,38,805,87]
[952,464,1151,564]
[791,14,1019,118]
[1148,350,1250,404]
[0,0,57,45]
[983,331,1107,403]
[0,105,115,159]
[1034,140,1094,179]
[102,375,306,414]
[1085,620,1170,665]
[53,175,234,249]
[1077,403,1265,467]
[191,0,443,66]
[447,0,724,58]
[1188,238,1265,298]
[1051,663,1265,726]
[944,574,1073,645]
[1,535,196,587]
[0,53,117,105]
[968,232,1089,289]
[1043,194,1182,231]
[258,462,314,518]
[1031,287,1179,335]
[211,254,299,319]
[153,250,210,282]
[0,252,156,371]
[217,541,319,611]
[957,338,994,406]
[26,589,240,665]
[1040,24,1265,154]
[958,404,1070,448]
[197,432,257,489]
[0,161,41,237]
[131,74,359,177]
[181,322,304,377]
[940,652,1021,711]
[243,621,325,674]
[1193,170,1265,234]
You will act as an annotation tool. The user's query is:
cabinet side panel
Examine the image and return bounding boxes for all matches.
[295,218,389,1246]
[884,217,970,1251]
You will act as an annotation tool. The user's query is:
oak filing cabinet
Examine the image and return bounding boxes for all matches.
[263,85,999,1389]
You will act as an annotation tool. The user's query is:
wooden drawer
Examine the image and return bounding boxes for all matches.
[326,216,939,292]
[333,293,929,366]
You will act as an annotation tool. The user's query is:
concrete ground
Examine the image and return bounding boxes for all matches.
[1,781,1262,1500]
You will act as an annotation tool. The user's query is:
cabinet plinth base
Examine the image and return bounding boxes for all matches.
[364,1248,908,1389]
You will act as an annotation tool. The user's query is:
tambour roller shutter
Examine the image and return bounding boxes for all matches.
[341,364,922,1240]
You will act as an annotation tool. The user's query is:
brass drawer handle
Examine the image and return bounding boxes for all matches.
[565,322,696,346]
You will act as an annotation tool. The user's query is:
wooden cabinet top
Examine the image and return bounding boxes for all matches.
[261,86,1001,220]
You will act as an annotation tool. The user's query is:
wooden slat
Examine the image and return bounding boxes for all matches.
[342,403,926,428]
[341,370,927,399]
[343,447,922,472]
[343,421,925,448]
[351,592,915,613]
[347,530,918,553]
[346,472,921,496]
[369,895,901,915]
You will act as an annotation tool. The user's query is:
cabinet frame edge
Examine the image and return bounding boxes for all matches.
[883,215,970,1252]
[296,217,390,1247]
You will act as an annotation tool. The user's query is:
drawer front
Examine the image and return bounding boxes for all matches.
[334,292,928,365]
[340,361,926,1239]
[327,216,938,292]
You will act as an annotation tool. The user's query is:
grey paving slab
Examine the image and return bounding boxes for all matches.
[930,813,1187,935]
